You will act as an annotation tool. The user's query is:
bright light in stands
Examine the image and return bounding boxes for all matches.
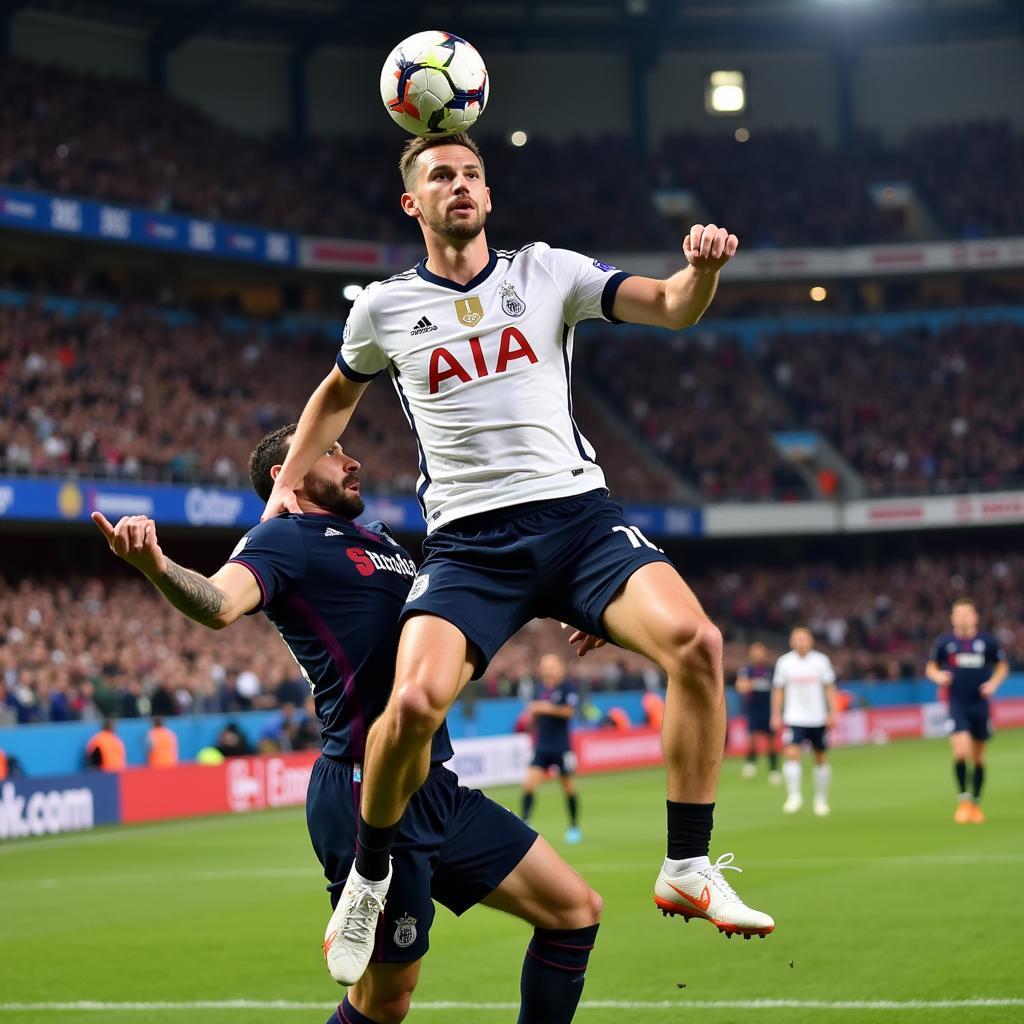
[510,130,528,147]
[342,284,364,301]
[810,286,828,302]
[706,71,746,115]
[734,127,750,143]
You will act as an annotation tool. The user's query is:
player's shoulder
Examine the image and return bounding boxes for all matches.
[359,519,412,555]
[230,513,303,557]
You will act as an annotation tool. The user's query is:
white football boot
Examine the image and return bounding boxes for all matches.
[782,793,803,814]
[741,761,757,779]
[323,860,392,985]
[813,797,831,817]
[655,852,775,939]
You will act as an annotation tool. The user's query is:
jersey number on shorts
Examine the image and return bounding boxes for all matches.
[612,525,663,552]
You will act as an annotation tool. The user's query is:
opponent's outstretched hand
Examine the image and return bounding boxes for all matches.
[561,622,606,658]
[683,223,739,274]
[261,482,301,522]
[91,511,168,577]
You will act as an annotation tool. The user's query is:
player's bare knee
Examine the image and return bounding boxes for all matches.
[393,680,447,740]
[671,618,723,687]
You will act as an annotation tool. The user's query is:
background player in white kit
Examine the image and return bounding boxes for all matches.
[264,132,774,992]
[771,627,839,817]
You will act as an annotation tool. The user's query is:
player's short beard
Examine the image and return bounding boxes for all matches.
[304,474,364,520]
[427,204,487,241]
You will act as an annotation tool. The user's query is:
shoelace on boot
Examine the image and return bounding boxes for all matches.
[699,852,743,905]
[338,887,386,945]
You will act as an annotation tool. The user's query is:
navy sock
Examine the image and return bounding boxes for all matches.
[336,995,380,1024]
[954,760,968,795]
[519,924,599,1024]
[355,815,400,882]
[768,750,779,771]
[746,747,756,763]
[972,764,985,801]
[522,791,534,821]
[666,800,714,860]
[567,793,578,827]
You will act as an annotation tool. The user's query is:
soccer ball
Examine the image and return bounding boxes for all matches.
[379,30,489,137]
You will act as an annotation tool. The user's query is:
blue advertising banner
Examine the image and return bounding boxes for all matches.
[0,771,120,841]
[0,478,702,536]
[0,185,297,267]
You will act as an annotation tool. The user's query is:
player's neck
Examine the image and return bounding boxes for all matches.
[953,628,976,639]
[423,233,491,285]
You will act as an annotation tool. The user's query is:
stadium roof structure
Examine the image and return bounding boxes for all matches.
[13,0,1024,56]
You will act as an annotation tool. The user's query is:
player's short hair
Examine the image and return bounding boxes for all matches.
[399,132,485,191]
[952,598,977,611]
[248,423,298,503]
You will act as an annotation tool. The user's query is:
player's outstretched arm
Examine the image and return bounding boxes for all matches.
[262,365,368,521]
[612,224,739,330]
[92,512,259,629]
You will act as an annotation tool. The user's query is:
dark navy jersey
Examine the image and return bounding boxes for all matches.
[534,681,578,754]
[229,512,453,764]
[929,631,1007,705]
[738,663,772,712]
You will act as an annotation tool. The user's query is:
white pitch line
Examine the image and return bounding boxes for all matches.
[1,999,1023,1012]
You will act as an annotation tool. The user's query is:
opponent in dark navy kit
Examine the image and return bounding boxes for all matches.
[93,424,602,1024]
[735,642,780,784]
[926,599,1009,824]
[520,654,582,843]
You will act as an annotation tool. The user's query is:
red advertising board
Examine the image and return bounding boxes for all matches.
[120,750,319,824]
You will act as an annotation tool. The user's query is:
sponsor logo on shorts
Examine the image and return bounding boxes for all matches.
[407,573,430,601]
[393,913,418,948]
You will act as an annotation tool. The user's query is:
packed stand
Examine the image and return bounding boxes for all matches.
[4,58,1024,248]
[582,330,809,500]
[758,320,1024,495]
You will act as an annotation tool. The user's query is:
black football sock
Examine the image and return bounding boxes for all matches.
[567,793,579,827]
[746,746,756,763]
[972,764,985,801]
[337,995,381,1024]
[666,800,714,860]
[522,791,534,821]
[954,759,968,796]
[518,924,599,1024]
[354,815,400,882]
[768,750,779,772]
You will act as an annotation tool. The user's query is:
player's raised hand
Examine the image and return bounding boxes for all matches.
[683,223,739,274]
[91,512,167,576]
[261,482,301,522]
[561,622,606,657]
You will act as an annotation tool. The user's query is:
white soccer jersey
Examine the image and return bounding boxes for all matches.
[773,650,836,727]
[337,243,631,531]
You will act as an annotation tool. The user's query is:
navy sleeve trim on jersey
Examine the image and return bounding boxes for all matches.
[601,271,632,324]
[228,558,268,614]
[336,351,381,383]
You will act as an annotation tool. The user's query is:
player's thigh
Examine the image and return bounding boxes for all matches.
[950,730,973,760]
[481,835,601,930]
[522,764,546,791]
[601,561,717,668]
[351,960,422,1023]
[390,613,479,714]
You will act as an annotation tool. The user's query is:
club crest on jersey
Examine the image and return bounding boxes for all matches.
[407,573,430,601]
[393,914,417,949]
[454,296,484,327]
[500,282,526,318]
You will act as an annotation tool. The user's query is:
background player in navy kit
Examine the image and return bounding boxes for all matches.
[264,132,774,979]
[925,598,1009,824]
[736,642,780,784]
[520,654,582,843]
[92,424,602,1024]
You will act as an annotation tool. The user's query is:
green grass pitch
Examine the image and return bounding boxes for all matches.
[2,734,1023,1023]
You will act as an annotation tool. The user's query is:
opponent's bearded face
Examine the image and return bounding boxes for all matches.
[405,145,491,241]
[291,441,365,519]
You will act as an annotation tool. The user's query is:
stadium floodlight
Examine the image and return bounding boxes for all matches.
[342,284,364,301]
[510,130,529,147]
[706,71,746,115]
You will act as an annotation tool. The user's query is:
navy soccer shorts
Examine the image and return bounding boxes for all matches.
[746,693,773,734]
[306,757,537,964]
[784,725,827,752]
[531,750,577,776]
[947,701,992,742]
[401,489,674,674]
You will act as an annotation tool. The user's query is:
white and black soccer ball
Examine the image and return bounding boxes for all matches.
[379,30,489,137]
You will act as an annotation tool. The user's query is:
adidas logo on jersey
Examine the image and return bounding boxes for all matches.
[411,316,437,335]
[324,527,344,537]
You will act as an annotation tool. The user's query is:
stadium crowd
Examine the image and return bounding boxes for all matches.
[2,57,1023,247]
[2,549,1020,727]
